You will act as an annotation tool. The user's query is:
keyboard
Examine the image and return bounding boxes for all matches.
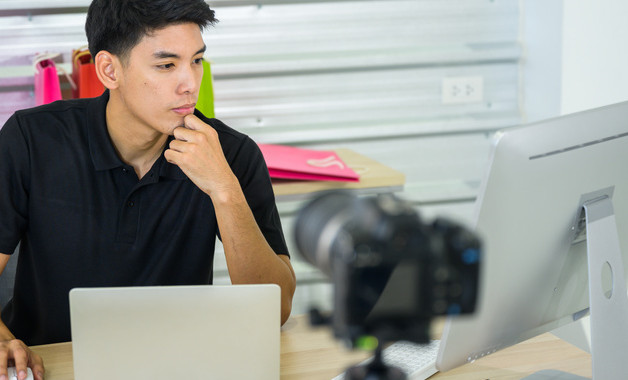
[332,339,440,380]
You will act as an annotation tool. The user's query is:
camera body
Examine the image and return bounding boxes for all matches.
[295,191,481,346]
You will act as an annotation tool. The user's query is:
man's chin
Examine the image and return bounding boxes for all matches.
[166,118,186,135]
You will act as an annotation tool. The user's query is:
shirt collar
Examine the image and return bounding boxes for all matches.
[87,90,187,180]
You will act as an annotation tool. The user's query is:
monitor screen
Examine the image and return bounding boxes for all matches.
[435,101,628,377]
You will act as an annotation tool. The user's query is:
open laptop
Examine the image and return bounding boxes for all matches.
[69,284,280,380]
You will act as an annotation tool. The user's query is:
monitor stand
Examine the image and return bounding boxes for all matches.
[524,191,628,379]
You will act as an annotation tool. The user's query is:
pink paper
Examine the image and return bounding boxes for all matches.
[258,144,360,182]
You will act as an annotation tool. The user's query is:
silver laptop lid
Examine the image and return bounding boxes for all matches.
[70,284,280,380]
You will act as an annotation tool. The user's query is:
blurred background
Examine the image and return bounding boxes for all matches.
[1,0,627,315]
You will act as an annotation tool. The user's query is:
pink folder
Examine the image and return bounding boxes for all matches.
[258,144,360,182]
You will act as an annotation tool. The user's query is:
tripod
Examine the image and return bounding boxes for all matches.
[344,343,406,380]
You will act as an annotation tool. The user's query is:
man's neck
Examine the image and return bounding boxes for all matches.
[105,99,169,180]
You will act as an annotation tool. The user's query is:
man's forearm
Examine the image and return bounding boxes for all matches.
[212,188,296,325]
[0,255,16,341]
[0,317,15,342]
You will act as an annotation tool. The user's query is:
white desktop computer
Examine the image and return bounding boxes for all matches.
[436,101,628,379]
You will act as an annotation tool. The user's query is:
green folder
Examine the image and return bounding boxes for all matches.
[197,58,215,118]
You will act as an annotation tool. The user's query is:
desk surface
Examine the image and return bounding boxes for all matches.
[271,149,406,201]
[31,315,591,380]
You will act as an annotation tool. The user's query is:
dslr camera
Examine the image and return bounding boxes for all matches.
[295,191,481,350]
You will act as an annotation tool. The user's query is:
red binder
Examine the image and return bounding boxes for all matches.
[258,144,360,182]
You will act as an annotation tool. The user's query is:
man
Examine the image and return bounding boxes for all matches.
[0,1,296,379]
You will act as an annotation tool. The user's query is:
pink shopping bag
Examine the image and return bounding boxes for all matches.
[34,58,62,106]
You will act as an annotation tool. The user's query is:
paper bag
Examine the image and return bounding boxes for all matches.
[34,57,62,105]
[72,48,104,99]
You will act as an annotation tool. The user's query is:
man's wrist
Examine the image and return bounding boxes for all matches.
[205,175,244,206]
[0,320,16,342]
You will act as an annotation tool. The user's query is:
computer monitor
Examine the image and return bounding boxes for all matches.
[435,101,628,379]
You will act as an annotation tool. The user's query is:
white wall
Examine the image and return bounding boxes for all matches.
[561,1,628,114]
[522,0,628,120]
[520,0,562,122]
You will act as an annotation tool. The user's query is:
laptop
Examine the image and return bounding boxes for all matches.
[69,284,280,380]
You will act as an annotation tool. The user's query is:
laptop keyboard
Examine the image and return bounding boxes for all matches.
[332,339,440,380]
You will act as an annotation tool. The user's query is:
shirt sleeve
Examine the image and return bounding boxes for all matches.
[0,114,30,255]
[231,136,290,257]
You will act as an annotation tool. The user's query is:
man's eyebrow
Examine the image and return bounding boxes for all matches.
[153,51,179,59]
[153,45,207,60]
[196,45,207,56]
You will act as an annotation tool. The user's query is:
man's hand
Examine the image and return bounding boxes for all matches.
[164,114,239,199]
[164,113,296,324]
[0,339,44,380]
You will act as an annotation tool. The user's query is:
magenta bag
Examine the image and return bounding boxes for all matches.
[34,53,76,106]
[34,55,62,105]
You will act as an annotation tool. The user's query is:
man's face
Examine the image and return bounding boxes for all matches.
[115,22,206,135]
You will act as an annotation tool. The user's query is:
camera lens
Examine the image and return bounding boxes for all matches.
[294,191,354,275]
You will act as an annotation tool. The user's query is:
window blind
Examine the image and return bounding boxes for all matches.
[0,0,521,307]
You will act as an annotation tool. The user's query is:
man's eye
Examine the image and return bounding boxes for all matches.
[158,63,174,69]
[193,58,203,65]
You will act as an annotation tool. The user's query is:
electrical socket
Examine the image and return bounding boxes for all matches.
[441,76,484,104]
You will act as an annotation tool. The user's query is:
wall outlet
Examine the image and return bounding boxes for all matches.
[441,76,484,104]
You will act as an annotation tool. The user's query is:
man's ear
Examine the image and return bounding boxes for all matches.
[94,51,120,90]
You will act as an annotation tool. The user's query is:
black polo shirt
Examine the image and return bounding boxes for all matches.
[0,91,288,345]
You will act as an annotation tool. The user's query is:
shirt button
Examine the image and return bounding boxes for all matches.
[122,168,128,173]
[128,201,135,207]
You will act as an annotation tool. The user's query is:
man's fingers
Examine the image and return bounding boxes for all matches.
[172,126,192,142]
[164,148,182,165]
[0,347,7,380]
[8,342,28,380]
[173,124,209,144]
[0,340,45,380]
[183,114,205,131]
[29,355,44,380]
[168,139,186,153]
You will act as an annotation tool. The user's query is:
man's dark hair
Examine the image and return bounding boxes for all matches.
[85,0,217,62]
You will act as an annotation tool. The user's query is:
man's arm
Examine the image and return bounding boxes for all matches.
[164,114,296,325]
[211,189,296,324]
[0,253,8,277]
[0,253,45,380]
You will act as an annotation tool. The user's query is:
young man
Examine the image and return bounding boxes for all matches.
[0,1,296,379]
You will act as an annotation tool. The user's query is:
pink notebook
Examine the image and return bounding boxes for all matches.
[258,144,360,182]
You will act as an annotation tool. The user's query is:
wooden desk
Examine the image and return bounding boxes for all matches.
[271,149,406,201]
[31,315,591,380]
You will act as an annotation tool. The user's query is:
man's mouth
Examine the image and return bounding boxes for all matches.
[172,104,196,115]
